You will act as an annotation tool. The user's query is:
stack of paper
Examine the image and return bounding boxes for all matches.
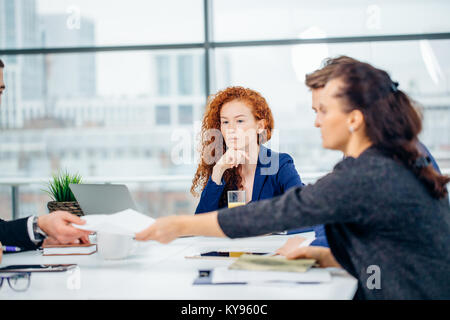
[199,254,331,285]
[211,267,332,284]
[229,254,317,273]
[72,209,155,236]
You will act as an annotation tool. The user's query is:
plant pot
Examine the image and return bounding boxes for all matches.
[47,201,84,216]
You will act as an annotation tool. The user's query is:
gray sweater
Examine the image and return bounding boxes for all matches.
[217,147,450,299]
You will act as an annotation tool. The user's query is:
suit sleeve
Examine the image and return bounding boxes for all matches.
[0,217,39,250]
[277,154,329,242]
[195,176,226,214]
[276,154,304,192]
[417,141,441,174]
[217,157,368,238]
[310,225,330,247]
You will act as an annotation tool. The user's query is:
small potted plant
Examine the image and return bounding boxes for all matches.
[45,171,84,216]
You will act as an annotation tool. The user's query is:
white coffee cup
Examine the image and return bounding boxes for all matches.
[96,232,135,260]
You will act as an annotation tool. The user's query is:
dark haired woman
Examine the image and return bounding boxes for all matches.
[136,61,450,299]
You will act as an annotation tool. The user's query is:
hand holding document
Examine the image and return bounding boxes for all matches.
[72,209,155,236]
[274,236,316,256]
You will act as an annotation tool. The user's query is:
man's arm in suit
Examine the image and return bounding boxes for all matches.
[0,217,39,251]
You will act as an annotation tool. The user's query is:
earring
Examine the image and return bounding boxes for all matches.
[349,126,354,133]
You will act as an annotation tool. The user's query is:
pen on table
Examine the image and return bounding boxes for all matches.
[2,246,24,252]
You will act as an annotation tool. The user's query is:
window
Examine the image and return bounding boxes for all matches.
[155,105,171,125]
[0,0,204,49]
[156,55,170,96]
[214,40,450,171]
[1,0,449,220]
[213,0,450,41]
[178,105,193,125]
[177,55,194,95]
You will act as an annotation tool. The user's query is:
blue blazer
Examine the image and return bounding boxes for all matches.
[417,141,441,173]
[195,146,329,247]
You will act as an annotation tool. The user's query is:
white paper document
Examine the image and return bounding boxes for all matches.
[211,266,332,284]
[72,209,155,236]
[299,237,316,247]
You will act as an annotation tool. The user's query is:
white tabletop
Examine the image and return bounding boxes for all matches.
[0,234,358,300]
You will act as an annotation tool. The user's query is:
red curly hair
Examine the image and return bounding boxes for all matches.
[191,86,274,201]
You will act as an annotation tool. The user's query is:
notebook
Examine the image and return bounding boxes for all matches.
[42,243,97,256]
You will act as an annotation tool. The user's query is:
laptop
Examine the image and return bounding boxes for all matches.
[69,183,139,215]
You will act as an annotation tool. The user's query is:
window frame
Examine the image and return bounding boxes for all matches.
[1,0,449,100]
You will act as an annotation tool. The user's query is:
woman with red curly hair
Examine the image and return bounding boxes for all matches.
[191,86,327,245]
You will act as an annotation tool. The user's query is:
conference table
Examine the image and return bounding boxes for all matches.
[0,233,358,300]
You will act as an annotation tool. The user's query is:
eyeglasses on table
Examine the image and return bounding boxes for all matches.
[0,272,31,292]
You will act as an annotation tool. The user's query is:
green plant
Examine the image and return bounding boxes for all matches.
[45,171,82,202]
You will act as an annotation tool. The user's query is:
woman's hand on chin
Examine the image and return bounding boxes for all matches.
[212,149,249,184]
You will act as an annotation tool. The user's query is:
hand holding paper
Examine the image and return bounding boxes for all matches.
[286,247,342,268]
[275,236,316,256]
[72,209,155,236]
